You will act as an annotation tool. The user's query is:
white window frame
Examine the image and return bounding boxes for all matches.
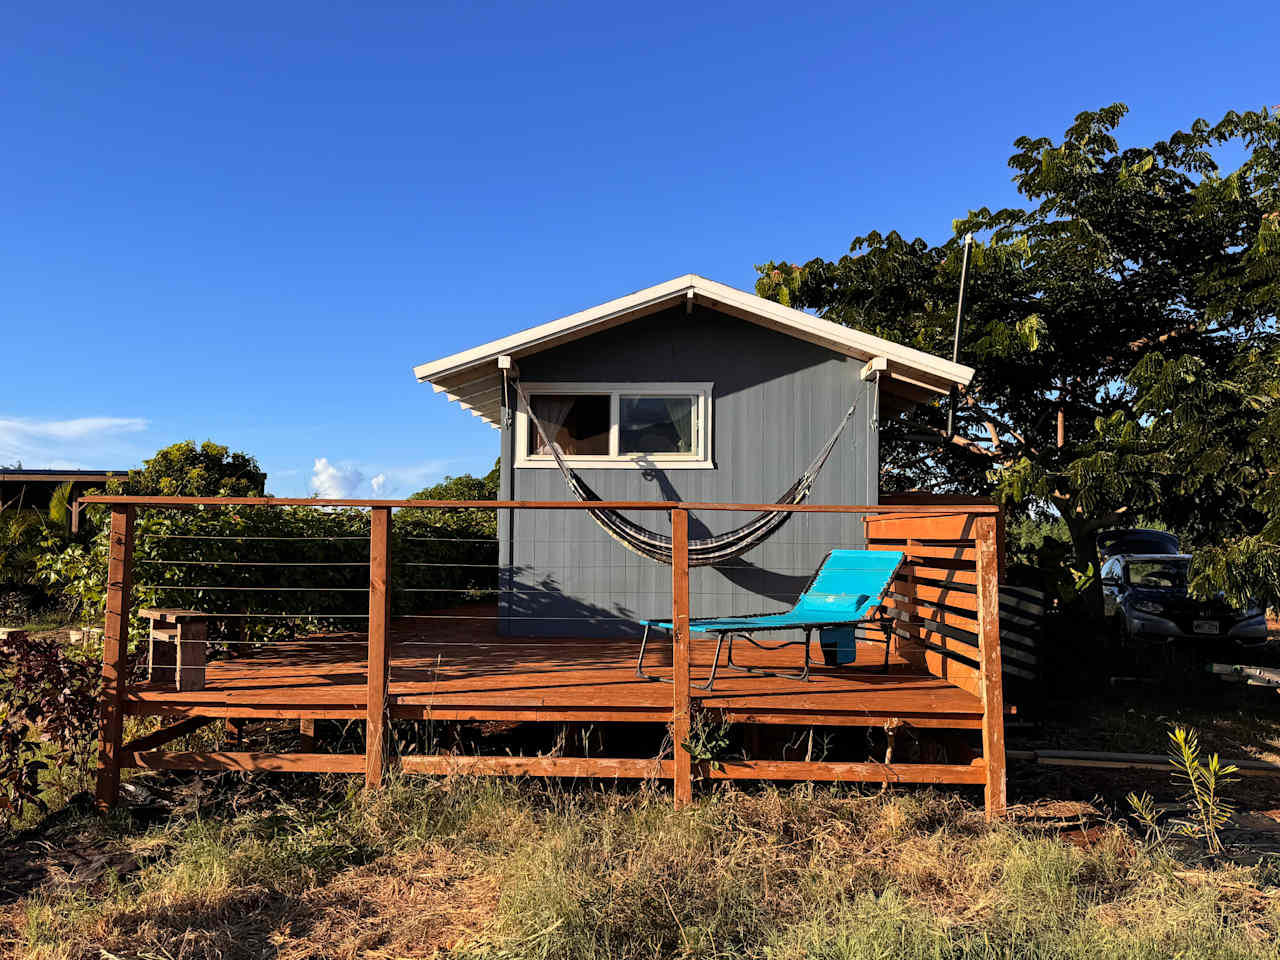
[515,381,715,470]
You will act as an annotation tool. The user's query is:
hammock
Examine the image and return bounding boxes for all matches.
[513,380,857,567]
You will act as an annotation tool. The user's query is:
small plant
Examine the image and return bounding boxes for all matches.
[1125,789,1166,846]
[1167,725,1238,855]
[1126,726,1240,856]
[680,710,732,774]
[1256,855,1280,889]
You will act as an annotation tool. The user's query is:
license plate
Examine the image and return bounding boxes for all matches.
[1193,620,1219,635]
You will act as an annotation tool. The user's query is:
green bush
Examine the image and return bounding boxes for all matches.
[35,460,502,648]
[38,501,498,647]
[0,628,100,826]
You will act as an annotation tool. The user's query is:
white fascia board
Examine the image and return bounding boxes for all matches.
[688,277,973,390]
[412,275,697,383]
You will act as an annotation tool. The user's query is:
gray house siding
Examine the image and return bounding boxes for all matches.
[498,303,879,638]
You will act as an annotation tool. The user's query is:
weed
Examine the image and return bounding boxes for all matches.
[681,709,733,773]
[1126,790,1166,846]
[1167,725,1239,855]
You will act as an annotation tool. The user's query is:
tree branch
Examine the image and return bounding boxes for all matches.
[905,426,1016,464]
[958,392,1029,448]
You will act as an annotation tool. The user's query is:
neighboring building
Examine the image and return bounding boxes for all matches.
[413,275,974,636]
[0,468,126,532]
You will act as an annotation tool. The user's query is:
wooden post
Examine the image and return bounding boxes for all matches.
[175,620,207,692]
[95,505,135,811]
[671,507,693,808]
[299,718,316,751]
[365,506,392,789]
[975,514,1006,818]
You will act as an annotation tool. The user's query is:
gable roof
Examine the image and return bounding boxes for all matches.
[413,274,975,428]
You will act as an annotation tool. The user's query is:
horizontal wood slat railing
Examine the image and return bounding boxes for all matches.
[864,511,1006,814]
[90,498,1007,819]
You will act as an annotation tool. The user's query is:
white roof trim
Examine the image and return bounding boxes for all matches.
[413,274,975,427]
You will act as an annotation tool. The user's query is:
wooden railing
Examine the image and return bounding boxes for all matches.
[83,496,1005,816]
[864,511,1005,813]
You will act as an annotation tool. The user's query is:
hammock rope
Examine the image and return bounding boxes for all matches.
[512,380,858,567]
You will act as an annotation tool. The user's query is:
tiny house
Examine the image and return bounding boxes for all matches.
[91,276,1006,815]
[413,275,973,636]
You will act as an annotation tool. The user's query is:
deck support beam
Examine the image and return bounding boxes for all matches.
[299,718,316,751]
[128,750,365,773]
[365,507,392,788]
[121,716,216,755]
[975,515,1006,818]
[670,508,692,807]
[95,504,135,812]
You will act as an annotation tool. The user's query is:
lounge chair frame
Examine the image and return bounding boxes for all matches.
[636,549,903,691]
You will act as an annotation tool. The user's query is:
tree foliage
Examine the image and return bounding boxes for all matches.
[108,440,267,498]
[756,103,1280,610]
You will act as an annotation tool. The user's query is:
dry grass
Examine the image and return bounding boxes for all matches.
[5,778,1279,960]
[45,847,497,960]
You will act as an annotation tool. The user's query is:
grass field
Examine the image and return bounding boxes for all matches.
[4,775,1279,960]
[5,619,1280,959]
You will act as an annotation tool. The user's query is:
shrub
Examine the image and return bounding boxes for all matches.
[0,628,101,826]
[1,484,80,622]
[36,470,500,648]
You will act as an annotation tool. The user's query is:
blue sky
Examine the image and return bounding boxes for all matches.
[3,2,1275,497]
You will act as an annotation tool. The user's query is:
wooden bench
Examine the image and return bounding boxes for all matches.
[141,608,211,692]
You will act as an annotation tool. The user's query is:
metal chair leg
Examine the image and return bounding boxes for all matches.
[875,619,892,672]
[692,631,727,691]
[637,624,724,690]
[724,630,814,681]
[635,624,662,681]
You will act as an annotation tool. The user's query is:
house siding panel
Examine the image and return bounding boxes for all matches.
[500,304,878,638]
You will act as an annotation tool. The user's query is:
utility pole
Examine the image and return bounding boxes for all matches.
[947,233,974,437]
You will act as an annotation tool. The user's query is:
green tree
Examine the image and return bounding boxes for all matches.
[409,459,501,502]
[108,440,267,497]
[756,104,1280,612]
[1098,339,1280,612]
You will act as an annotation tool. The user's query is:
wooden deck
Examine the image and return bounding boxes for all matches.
[86,496,1009,816]
[125,607,988,729]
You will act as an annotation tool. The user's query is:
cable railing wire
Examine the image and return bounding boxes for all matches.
[139,534,373,541]
[137,559,370,567]
[136,584,371,592]
[137,559,843,572]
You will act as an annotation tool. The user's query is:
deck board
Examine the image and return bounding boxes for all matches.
[125,611,987,728]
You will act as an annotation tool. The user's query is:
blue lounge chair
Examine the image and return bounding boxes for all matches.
[636,549,906,691]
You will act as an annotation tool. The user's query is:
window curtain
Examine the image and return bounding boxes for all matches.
[530,396,574,455]
[664,397,695,452]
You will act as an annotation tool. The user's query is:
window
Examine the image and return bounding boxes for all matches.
[516,382,713,469]
[1125,558,1189,590]
[620,396,694,454]
[527,394,610,456]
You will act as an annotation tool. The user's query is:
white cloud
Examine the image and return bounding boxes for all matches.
[311,458,365,499]
[300,458,461,500]
[0,416,149,468]
[0,416,148,442]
